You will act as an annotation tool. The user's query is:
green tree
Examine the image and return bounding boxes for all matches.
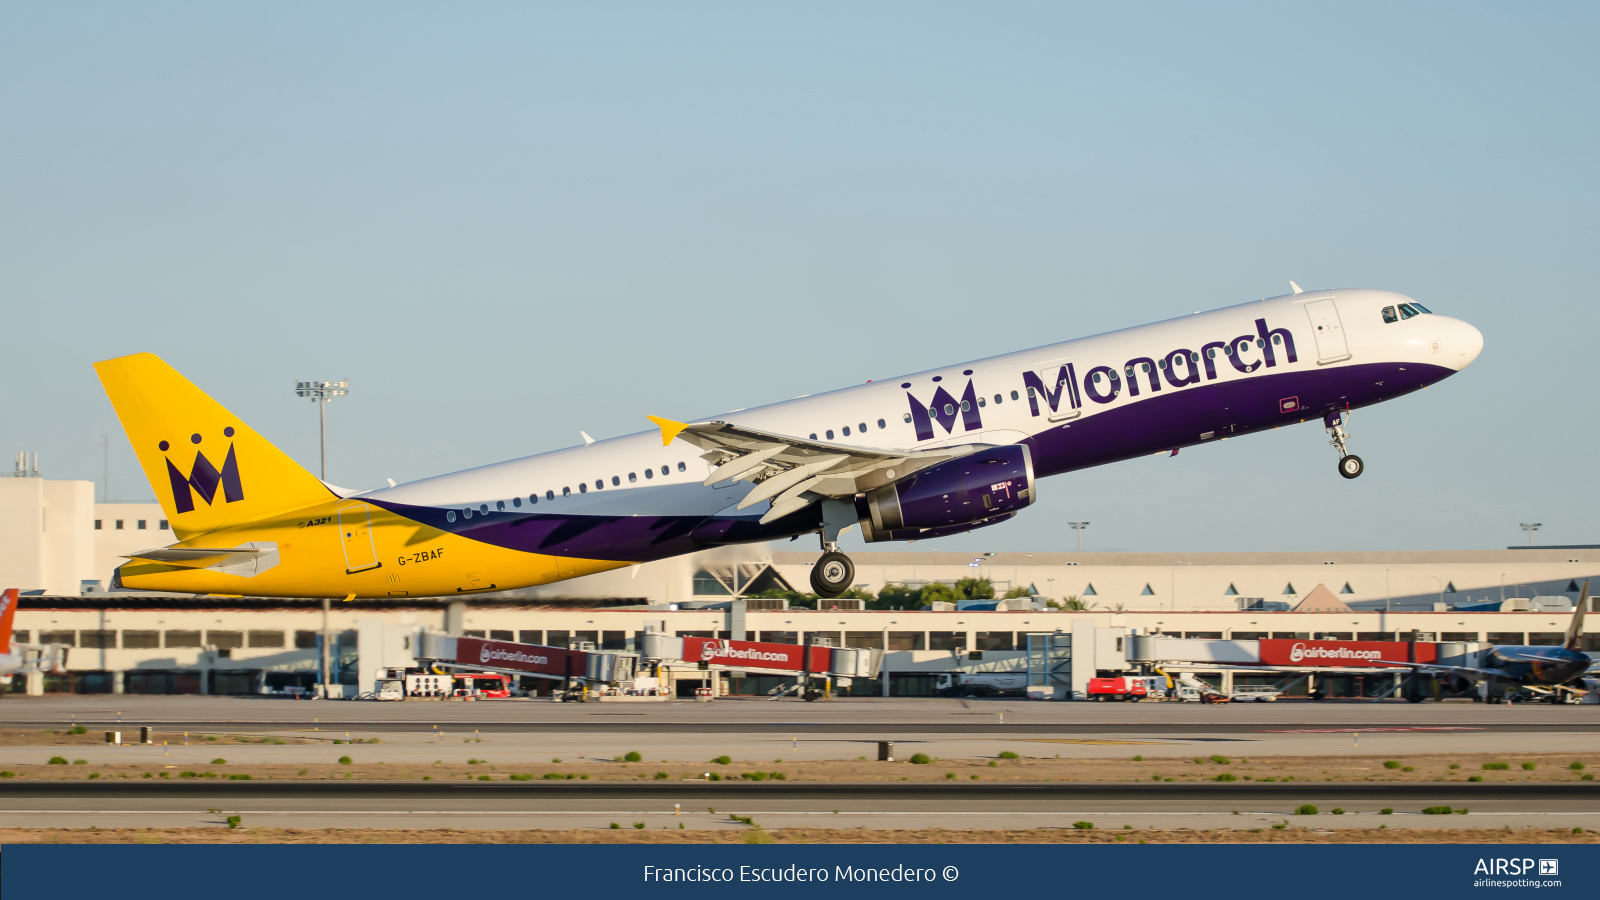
[1001,585,1034,599]
[870,584,920,610]
[747,588,819,610]
[954,577,995,600]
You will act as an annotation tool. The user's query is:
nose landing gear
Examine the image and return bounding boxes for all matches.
[1326,410,1363,479]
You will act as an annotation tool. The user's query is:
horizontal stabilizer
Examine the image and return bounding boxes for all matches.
[124,546,270,569]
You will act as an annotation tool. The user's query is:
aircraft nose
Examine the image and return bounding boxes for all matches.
[1448,318,1484,370]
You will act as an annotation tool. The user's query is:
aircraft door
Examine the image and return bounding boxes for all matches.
[1031,357,1081,422]
[1303,298,1352,364]
[337,504,381,574]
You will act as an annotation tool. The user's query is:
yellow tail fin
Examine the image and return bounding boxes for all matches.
[94,353,334,539]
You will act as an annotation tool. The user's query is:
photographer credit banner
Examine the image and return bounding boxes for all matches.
[5,843,1596,898]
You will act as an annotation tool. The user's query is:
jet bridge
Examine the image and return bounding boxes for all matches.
[1125,634,1467,671]
[415,632,636,685]
[413,631,878,690]
[640,634,880,679]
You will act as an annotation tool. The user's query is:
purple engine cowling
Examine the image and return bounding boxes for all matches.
[858,444,1034,542]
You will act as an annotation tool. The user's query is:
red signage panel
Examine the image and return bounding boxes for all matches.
[681,637,831,673]
[1258,639,1436,668]
[454,637,576,677]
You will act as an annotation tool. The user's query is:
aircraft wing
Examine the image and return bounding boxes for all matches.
[1207,663,1416,674]
[648,416,976,524]
[1371,659,1512,681]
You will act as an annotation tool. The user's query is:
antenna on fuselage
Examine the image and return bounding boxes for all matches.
[1289,281,1304,294]
[580,431,595,445]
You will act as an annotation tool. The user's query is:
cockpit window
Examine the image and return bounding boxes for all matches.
[1381,306,1398,324]
[1410,301,1432,314]
[1399,303,1421,319]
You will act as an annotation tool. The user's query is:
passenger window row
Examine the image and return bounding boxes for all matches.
[809,419,889,441]
[899,390,1021,424]
[445,462,689,522]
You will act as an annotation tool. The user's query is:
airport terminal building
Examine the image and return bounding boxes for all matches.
[4,476,1597,698]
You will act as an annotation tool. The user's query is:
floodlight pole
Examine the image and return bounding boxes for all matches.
[1519,523,1541,547]
[294,380,349,481]
[1068,522,1089,552]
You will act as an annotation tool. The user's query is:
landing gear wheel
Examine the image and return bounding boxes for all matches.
[810,551,855,598]
[1338,455,1364,479]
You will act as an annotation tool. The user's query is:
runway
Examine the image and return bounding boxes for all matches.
[4,721,1589,734]
[3,695,1595,734]
[1,781,1593,832]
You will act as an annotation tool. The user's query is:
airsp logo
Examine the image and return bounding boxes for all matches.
[1473,858,1554,876]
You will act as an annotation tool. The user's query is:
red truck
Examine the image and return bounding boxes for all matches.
[453,673,512,699]
[1086,676,1148,701]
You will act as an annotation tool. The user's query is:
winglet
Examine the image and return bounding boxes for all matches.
[1289,281,1304,294]
[646,416,690,447]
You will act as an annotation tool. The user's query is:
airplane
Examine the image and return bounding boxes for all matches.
[1379,581,1592,702]
[0,589,17,669]
[96,285,1483,600]
[0,588,69,683]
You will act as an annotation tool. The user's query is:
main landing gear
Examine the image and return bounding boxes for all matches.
[811,548,855,598]
[811,501,858,598]
[1325,410,1363,480]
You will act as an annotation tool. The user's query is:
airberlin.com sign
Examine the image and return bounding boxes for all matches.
[454,637,573,677]
[682,637,832,673]
[1257,639,1437,667]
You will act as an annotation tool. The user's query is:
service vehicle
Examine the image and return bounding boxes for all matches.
[1230,684,1282,702]
[1086,676,1148,701]
[373,678,405,701]
[453,673,512,698]
[936,672,1028,697]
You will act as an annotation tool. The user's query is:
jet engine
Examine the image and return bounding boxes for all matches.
[858,444,1034,542]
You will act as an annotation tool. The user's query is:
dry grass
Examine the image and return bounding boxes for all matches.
[0,729,312,747]
[3,826,1596,844]
[0,751,1593,784]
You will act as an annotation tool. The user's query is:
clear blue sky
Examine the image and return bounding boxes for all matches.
[2,3,1595,553]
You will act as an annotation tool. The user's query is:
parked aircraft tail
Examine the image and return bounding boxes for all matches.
[1564,580,1589,652]
[0,589,17,655]
[94,353,334,539]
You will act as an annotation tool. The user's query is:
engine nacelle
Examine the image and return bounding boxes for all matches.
[858,444,1034,542]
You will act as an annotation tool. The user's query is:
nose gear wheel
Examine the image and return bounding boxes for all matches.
[1338,454,1364,479]
[1325,410,1364,479]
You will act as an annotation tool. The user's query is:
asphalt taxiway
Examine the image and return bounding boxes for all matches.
[1,781,1593,832]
